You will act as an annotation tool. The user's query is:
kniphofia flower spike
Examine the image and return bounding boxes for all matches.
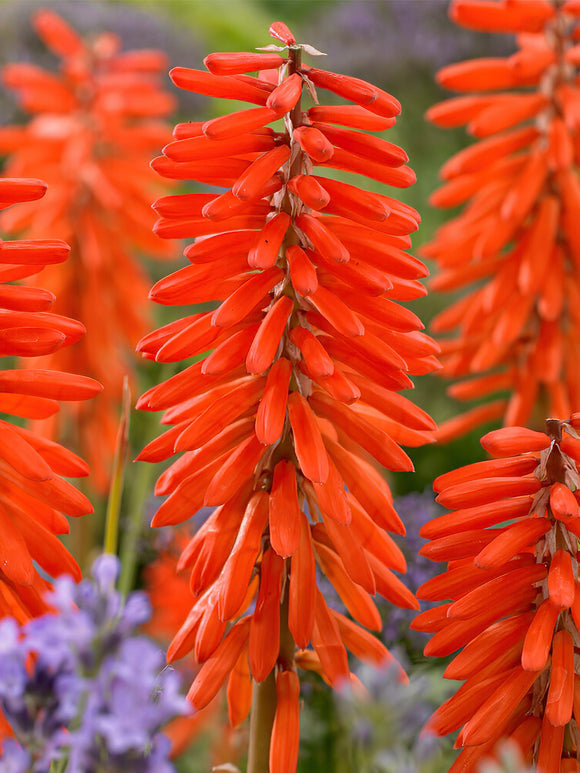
[414,418,580,772]
[424,0,580,441]
[0,9,176,489]
[138,20,437,772]
[0,177,101,623]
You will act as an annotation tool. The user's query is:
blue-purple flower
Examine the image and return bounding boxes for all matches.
[0,555,190,773]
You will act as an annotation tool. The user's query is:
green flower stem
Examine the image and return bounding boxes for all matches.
[117,445,155,597]
[103,378,131,557]
[247,670,277,773]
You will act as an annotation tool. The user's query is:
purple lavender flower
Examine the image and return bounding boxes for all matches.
[0,555,190,773]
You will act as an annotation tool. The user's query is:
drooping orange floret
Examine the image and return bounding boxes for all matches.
[415,418,580,772]
[426,0,580,441]
[0,177,101,623]
[0,9,176,490]
[138,21,436,772]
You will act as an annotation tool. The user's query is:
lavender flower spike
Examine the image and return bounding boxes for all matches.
[0,555,191,773]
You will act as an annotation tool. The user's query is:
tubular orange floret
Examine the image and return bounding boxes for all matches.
[426,0,580,440]
[138,20,436,773]
[418,417,580,769]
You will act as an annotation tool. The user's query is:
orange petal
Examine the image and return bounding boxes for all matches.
[313,539,380,630]
[301,65,400,117]
[310,390,414,473]
[267,72,302,111]
[460,666,542,746]
[286,244,318,296]
[474,518,551,569]
[420,495,533,540]
[314,125,407,168]
[204,51,283,76]
[232,144,290,201]
[435,476,541,509]
[548,549,575,609]
[287,174,330,210]
[216,491,269,620]
[227,646,252,728]
[295,213,349,263]
[204,433,266,507]
[248,212,291,268]
[287,391,330,484]
[249,548,284,682]
[288,515,316,648]
[444,611,533,681]
[246,296,293,374]
[307,104,396,131]
[293,125,334,162]
[170,68,269,105]
[549,481,579,519]
[269,669,300,773]
[202,106,281,141]
[481,427,551,457]
[521,598,561,671]
[536,714,565,773]
[331,609,406,676]
[447,563,546,620]
[545,629,574,727]
[187,617,251,709]
[255,357,292,445]
[269,460,302,558]
[211,267,284,328]
[312,589,350,687]
[289,326,334,377]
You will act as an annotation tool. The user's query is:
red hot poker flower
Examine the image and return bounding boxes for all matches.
[0,177,101,623]
[138,20,437,772]
[424,0,580,441]
[414,417,580,771]
[0,9,176,490]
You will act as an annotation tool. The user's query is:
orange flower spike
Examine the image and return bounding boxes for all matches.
[420,418,580,768]
[0,12,175,490]
[0,178,100,617]
[140,20,439,770]
[269,669,300,773]
[427,1,580,439]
